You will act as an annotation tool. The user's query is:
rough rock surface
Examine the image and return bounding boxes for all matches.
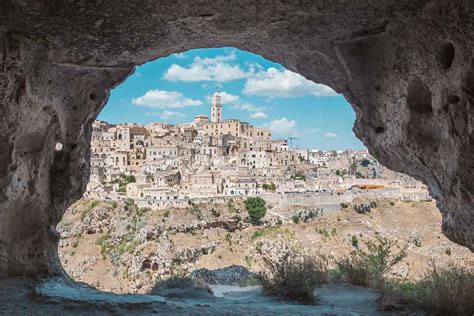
[0,1,473,280]
[191,265,258,286]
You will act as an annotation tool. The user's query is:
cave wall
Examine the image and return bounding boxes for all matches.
[0,0,472,277]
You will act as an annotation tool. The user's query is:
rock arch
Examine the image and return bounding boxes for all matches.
[0,1,473,278]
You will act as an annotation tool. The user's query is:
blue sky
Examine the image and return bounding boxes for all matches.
[99,47,365,150]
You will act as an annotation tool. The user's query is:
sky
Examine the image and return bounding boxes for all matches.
[99,47,365,150]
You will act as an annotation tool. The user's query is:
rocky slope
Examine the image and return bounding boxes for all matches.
[58,197,473,294]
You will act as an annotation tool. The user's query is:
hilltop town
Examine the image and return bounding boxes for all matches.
[62,89,467,309]
[88,92,430,210]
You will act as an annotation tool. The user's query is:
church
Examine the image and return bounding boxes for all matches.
[195,92,272,140]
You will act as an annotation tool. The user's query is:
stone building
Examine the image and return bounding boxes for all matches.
[87,91,425,202]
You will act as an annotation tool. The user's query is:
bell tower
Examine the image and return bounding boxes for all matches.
[211,92,222,123]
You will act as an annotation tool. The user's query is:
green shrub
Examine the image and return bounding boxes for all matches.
[72,237,80,248]
[95,231,112,259]
[317,228,330,238]
[113,174,136,193]
[124,198,137,210]
[190,203,203,220]
[80,200,100,221]
[290,172,306,181]
[412,237,422,247]
[351,235,359,248]
[340,202,349,209]
[58,220,72,232]
[360,159,371,167]
[225,233,232,245]
[210,207,221,217]
[337,236,407,288]
[136,207,151,217]
[259,255,329,305]
[245,197,267,225]
[354,203,371,214]
[292,215,300,224]
[244,255,253,267]
[117,238,140,255]
[262,182,277,191]
[251,227,293,240]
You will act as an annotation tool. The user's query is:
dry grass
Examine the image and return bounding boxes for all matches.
[258,255,329,305]
[334,236,473,314]
[335,255,372,287]
[380,264,474,315]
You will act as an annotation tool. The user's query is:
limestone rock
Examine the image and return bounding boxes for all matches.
[0,1,473,278]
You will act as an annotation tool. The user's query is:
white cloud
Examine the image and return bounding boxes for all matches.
[292,128,321,137]
[218,91,240,104]
[243,67,337,97]
[232,102,264,112]
[173,52,187,59]
[266,118,296,134]
[163,52,247,82]
[132,90,202,109]
[263,118,321,137]
[324,132,340,138]
[206,91,240,104]
[204,91,263,113]
[250,111,267,119]
[146,110,186,120]
[202,82,223,90]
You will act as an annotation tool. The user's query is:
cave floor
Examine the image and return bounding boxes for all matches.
[0,277,414,315]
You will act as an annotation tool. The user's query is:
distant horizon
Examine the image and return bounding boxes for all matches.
[98,47,366,151]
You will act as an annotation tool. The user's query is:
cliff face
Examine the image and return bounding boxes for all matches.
[59,198,472,294]
[0,1,473,277]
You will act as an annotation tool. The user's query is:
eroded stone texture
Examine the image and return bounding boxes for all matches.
[0,0,473,277]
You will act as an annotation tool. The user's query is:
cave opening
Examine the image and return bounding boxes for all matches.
[55,48,470,301]
[1,2,473,313]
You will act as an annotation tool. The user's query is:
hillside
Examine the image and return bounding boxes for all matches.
[58,197,473,294]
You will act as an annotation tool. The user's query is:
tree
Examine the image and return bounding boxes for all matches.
[349,162,358,175]
[262,182,277,192]
[360,159,371,167]
[116,174,136,193]
[245,197,267,225]
[269,182,276,191]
